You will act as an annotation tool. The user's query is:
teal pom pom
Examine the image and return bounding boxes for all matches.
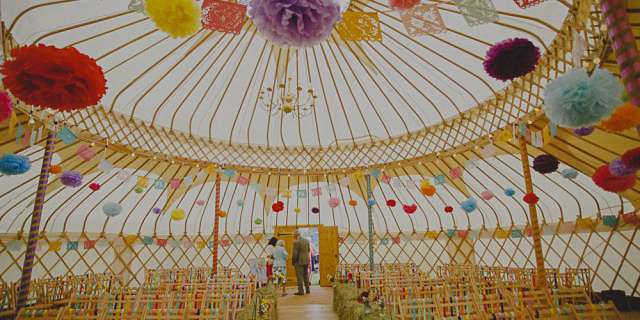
[103,202,122,217]
[543,68,622,128]
[560,168,578,179]
[504,188,516,197]
[460,198,477,213]
[0,154,31,175]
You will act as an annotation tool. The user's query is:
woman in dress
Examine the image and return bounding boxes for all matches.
[265,237,277,282]
[272,240,289,296]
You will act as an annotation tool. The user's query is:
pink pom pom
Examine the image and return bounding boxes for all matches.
[480,190,494,200]
[450,167,463,179]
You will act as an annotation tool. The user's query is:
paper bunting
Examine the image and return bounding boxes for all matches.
[425,231,439,239]
[48,240,62,252]
[205,164,216,174]
[169,178,181,189]
[169,239,181,248]
[494,229,510,239]
[279,190,290,199]
[223,168,236,178]
[433,175,446,185]
[575,217,595,230]
[236,175,249,185]
[401,4,447,37]
[495,128,511,142]
[381,174,392,184]
[370,168,382,179]
[455,0,498,27]
[123,235,137,245]
[513,0,545,9]
[450,167,463,179]
[66,241,79,250]
[143,236,154,245]
[296,190,307,198]
[392,236,401,245]
[156,238,168,247]
[84,240,96,249]
[311,187,322,197]
[602,215,618,227]
[511,229,523,238]
[58,126,77,145]
[337,12,382,41]
[196,240,206,249]
[202,0,246,34]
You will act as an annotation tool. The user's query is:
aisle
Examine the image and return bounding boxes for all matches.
[277,286,338,320]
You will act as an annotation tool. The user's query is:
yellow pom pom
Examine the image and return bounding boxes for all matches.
[145,0,201,38]
[171,208,185,220]
[600,102,640,132]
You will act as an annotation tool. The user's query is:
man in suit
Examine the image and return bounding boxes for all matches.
[292,229,311,295]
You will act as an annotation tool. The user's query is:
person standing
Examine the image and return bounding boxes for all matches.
[272,240,289,296]
[292,229,311,295]
[265,237,277,282]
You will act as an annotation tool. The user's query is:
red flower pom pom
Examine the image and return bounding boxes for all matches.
[272,201,284,213]
[2,44,106,111]
[89,182,101,191]
[592,165,636,193]
[403,204,417,214]
[621,147,640,170]
[523,192,539,205]
[389,0,419,10]
[444,206,453,214]
[386,199,396,207]
[0,90,13,122]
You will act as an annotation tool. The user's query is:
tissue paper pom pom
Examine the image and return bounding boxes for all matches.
[294,207,301,214]
[609,159,635,177]
[421,184,436,196]
[504,188,516,197]
[171,209,186,220]
[523,192,539,205]
[272,201,284,213]
[0,90,12,122]
[103,202,122,217]
[248,0,340,47]
[1,44,106,111]
[195,199,206,206]
[312,207,320,214]
[0,154,30,175]
[386,199,396,207]
[621,147,640,170]
[254,218,263,224]
[600,103,640,132]
[236,199,245,207]
[483,38,540,81]
[533,154,559,174]
[389,0,419,11]
[152,207,162,214]
[444,206,453,213]
[348,199,357,206]
[592,165,636,193]
[216,210,227,218]
[89,182,101,191]
[61,171,83,187]
[560,168,578,179]
[480,190,494,200]
[134,187,144,193]
[402,204,417,214]
[460,198,477,213]
[367,198,376,206]
[573,127,594,136]
[145,0,201,38]
[49,165,62,174]
[328,197,340,208]
[543,68,622,128]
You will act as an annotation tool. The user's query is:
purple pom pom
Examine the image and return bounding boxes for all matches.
[532,154,559,174]
[312,207,320,214]
[249,0,341,47]
[152,207,162,214]
[483,38,540,81]
[61,170,83,187]
[573,127,594,136]
[609,159,635,177]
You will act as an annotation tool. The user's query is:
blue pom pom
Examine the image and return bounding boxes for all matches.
[460,198,477,213]
[103,202,122,217]
[560,168,578,179]
[504,188,516,197]
[367,198,376,206]
[0,154,31,175]
[543,68,622,128]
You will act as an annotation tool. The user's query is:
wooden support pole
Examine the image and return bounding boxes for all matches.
[600,0,640,106]
[16,132,56,310]
[212,174,221,274]
[365,174,375,272]
[518,135,547,288]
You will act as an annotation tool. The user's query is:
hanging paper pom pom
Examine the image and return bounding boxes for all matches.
[421,184,436,196]
[460,198,477,213]
[152,207,162,214]
[1,44,106,111]
[236,199,245,207]
[403,204,417,214]
[171,208,186,221]
[217,210,227,218]
[483,38,540,81]
[449,167,463,179]
[294,207,301,214]
[621,147,640,170]
[533,154,559,174]
[560,168,578,179]
[348,199,358,207]
[76,145,96,161]
[61,171,83,187]
[543,68,622,128]
[504,188,516,197]
[103,202,122,217]
[98,160,113,173]
[328,197,340,208]
[389,0,419,11]
[254,218,263,225]
[145,0,201,38]
[523,192,539,205]
[272,201,284,213]
[89,182,101,191]
[195,199,206,206]
[312,207,320,214]
[386,199,396,207]
[49,165,62,174]
[444,206,453,214]
[480,190,494,200]
[592,165,636,193]
[609,159,635,177]
[134,187,144,193]
[367,198,376,206]
[248,0,340,47]
[0,90,13,122]
[0,154,30,175]
[599,103,640,132]
[573,127,594,137]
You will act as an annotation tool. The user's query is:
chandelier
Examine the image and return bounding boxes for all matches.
[259,77,317,117]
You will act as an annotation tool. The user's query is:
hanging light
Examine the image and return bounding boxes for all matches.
[259,77,317,118]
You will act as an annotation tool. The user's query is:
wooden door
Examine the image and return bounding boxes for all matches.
[318,225,339,287]
[274,226,297,286]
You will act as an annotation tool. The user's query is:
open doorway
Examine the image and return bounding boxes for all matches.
[297,227,320,285]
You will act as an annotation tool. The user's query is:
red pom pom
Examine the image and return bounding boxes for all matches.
[523,192,539,204]
[272,201,284,213]
[592,165,636,193]
[0,90,12,122]
[2,44,106,111]
[388,0,419,10]
[89,182,101,191]
[622,147,640,170]
[403,204,417,214]
[444,206,453,213]
[386,199,396,207]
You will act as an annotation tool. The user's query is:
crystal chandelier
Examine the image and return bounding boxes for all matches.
[259,77,317,117]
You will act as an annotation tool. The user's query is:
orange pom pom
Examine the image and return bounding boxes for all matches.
[49,165,62,174]
[420,184,436,196]
[348,199,358,206]
[600,103,640,132]
[216,210,227,218]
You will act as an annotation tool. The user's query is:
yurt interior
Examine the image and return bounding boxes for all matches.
[0,0,640,319]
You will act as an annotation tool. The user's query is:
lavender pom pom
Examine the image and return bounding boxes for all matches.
[609,159,635,177]
[533,154,559,174]
[249,0,341,47]
[483,38,540,81]
[61,170,83,187]
[573,127,594,136]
